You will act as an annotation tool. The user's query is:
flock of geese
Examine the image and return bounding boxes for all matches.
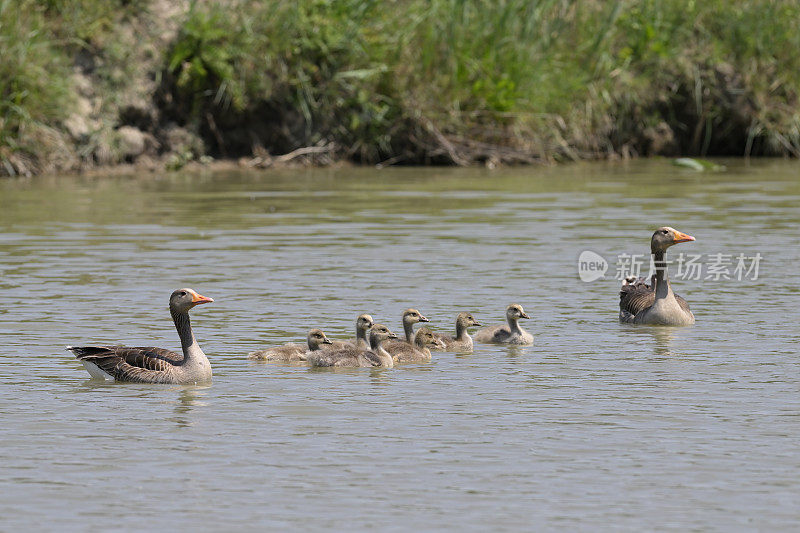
[68,227,697,384]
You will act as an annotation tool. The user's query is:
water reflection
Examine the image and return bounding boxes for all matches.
[648,328,678,357]
[169,385,210,428]
[503,345,531,358]
[73,378,118,393]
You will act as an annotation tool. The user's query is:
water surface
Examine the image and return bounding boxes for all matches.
[1,160,798,530]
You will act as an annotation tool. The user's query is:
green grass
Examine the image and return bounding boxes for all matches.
[0,0,73,174]
[2,0,800,175]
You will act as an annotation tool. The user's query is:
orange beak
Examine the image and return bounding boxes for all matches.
[189,290,214,305]
[672,230,696,244]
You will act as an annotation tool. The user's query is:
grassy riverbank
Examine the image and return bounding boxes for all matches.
[2,0,799,176]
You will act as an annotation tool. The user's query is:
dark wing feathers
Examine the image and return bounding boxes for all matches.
[619,283,656,318]
[69,345,182,382]
[619,278,691,320]
[123,346,184,365]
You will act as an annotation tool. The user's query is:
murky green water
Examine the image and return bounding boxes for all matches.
[1,160,798,530]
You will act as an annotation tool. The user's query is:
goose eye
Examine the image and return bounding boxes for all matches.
[179,291,187,296]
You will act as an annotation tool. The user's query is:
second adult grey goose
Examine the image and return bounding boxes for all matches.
[247,329,332,362]
[67,288,214,384]
[307,324,398,368]
[474,304,533,345]
[619,226,696,325]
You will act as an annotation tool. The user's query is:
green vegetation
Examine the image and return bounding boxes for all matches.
[2,0,799,175]
[0,0,72,175]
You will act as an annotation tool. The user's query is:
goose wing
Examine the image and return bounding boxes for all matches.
[619,277,692,321]
[68,345,182,382]
[619,278,655,319]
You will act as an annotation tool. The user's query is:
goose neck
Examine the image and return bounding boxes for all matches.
[653,250,672,299]
[171,308,201,362]
[506,316,522,334]
[403,320,415,342]
[455,321,470,340]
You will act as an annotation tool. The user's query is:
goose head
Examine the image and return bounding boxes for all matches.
[307,328,332,351]
[456,312,482,329]
[169,288,213,313]
[506,304,530,321]
[402,308,429,326]
[356,314,374,333]
[651,227,695,254]
[369,324,398,348]
[413,327,440,349]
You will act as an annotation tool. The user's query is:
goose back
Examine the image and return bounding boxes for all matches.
[619,276,691,323]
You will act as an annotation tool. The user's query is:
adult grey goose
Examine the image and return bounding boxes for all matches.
[67,288,214,384]
[619,226,696,326]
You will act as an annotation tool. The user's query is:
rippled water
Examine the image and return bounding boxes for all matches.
[1,160,798,530]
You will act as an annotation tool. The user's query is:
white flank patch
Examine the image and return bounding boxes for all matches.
[81,361,114,381]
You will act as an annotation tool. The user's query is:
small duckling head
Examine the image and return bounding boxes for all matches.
[456,312,482,328]
[402,308,429,325]
[369,323,398,348]
[169,288,213,313]
[651,226,695,254]
[413,327,440,349]
[356,313,374,332]
[506,304,530,321]
[307,328,332,350]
